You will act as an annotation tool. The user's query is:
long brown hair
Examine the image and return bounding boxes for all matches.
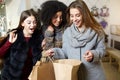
[0,9,41,47]
[66,0,104,35]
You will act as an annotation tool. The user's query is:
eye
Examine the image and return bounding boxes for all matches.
[76,14,80,17]
[26,21,31,24]
[33,20,37,24]
[53,15,58,19]
[28,22,31,24]
[70,14,74,18]
[59,16,62,20]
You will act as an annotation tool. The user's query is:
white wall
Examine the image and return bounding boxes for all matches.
[5,0,120,35]
[58,0,75,6]
[5,0,50,30]
[30,0,48,10]
[6,0,26,29]
[109,0,120,24]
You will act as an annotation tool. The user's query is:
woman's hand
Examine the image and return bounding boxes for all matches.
[83,50,94,62]
[9,30,17,43]
[47,25,54,32]
[45,49,55,57]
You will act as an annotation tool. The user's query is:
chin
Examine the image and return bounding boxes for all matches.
[74,24,79,27]
[76,23,82,27]
[29,31,34,35]
[54,25,59,27]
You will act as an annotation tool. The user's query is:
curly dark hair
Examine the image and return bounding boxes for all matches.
[40,0,67,28]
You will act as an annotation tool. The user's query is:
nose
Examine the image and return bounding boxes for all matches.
[57,17,62,22]
[31,22,36,27]
[72,16,77,22]
[31,23,34,27]
[73,16,77,21]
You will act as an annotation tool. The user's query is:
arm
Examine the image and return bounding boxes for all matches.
[0,40,12,57]
[51,28,70,59]
[88,33,106,62]
[0,30,17,57]
[44,25,54,50]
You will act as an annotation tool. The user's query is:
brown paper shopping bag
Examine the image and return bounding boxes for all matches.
[53,59,82,80]
[28,61,55,80]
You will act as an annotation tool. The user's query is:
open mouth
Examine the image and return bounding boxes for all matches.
[30,28,35,32]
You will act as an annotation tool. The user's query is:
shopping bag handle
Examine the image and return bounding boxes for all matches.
[36,56,54,66]
[47,56,54,63]
[40,56,54,63]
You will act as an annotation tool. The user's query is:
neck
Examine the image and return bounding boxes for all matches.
[77,25,86,33]
[23,30,32,37]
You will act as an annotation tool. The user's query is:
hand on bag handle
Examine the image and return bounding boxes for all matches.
[41,56,54,64]
[41,48,55,63]
[47,56,54,63]
[46,49,55,57]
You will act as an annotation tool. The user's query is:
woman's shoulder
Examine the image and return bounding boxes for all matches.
[64,24,74,32]
[63,26,73,38]
[64,27,71,33]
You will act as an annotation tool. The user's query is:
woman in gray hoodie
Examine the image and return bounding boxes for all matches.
[46,0,106,80]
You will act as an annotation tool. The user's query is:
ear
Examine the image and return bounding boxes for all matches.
[21,22,24,27]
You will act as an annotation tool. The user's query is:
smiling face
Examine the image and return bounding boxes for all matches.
[51,11,62,27]
[22,16,37,37]
[70,8,83,28]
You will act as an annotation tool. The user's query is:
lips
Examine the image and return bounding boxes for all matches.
[73,20,81,26]
[74,22,79,26]
[29,28,35,32]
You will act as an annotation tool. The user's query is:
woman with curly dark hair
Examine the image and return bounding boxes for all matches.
[40,0,67,60]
